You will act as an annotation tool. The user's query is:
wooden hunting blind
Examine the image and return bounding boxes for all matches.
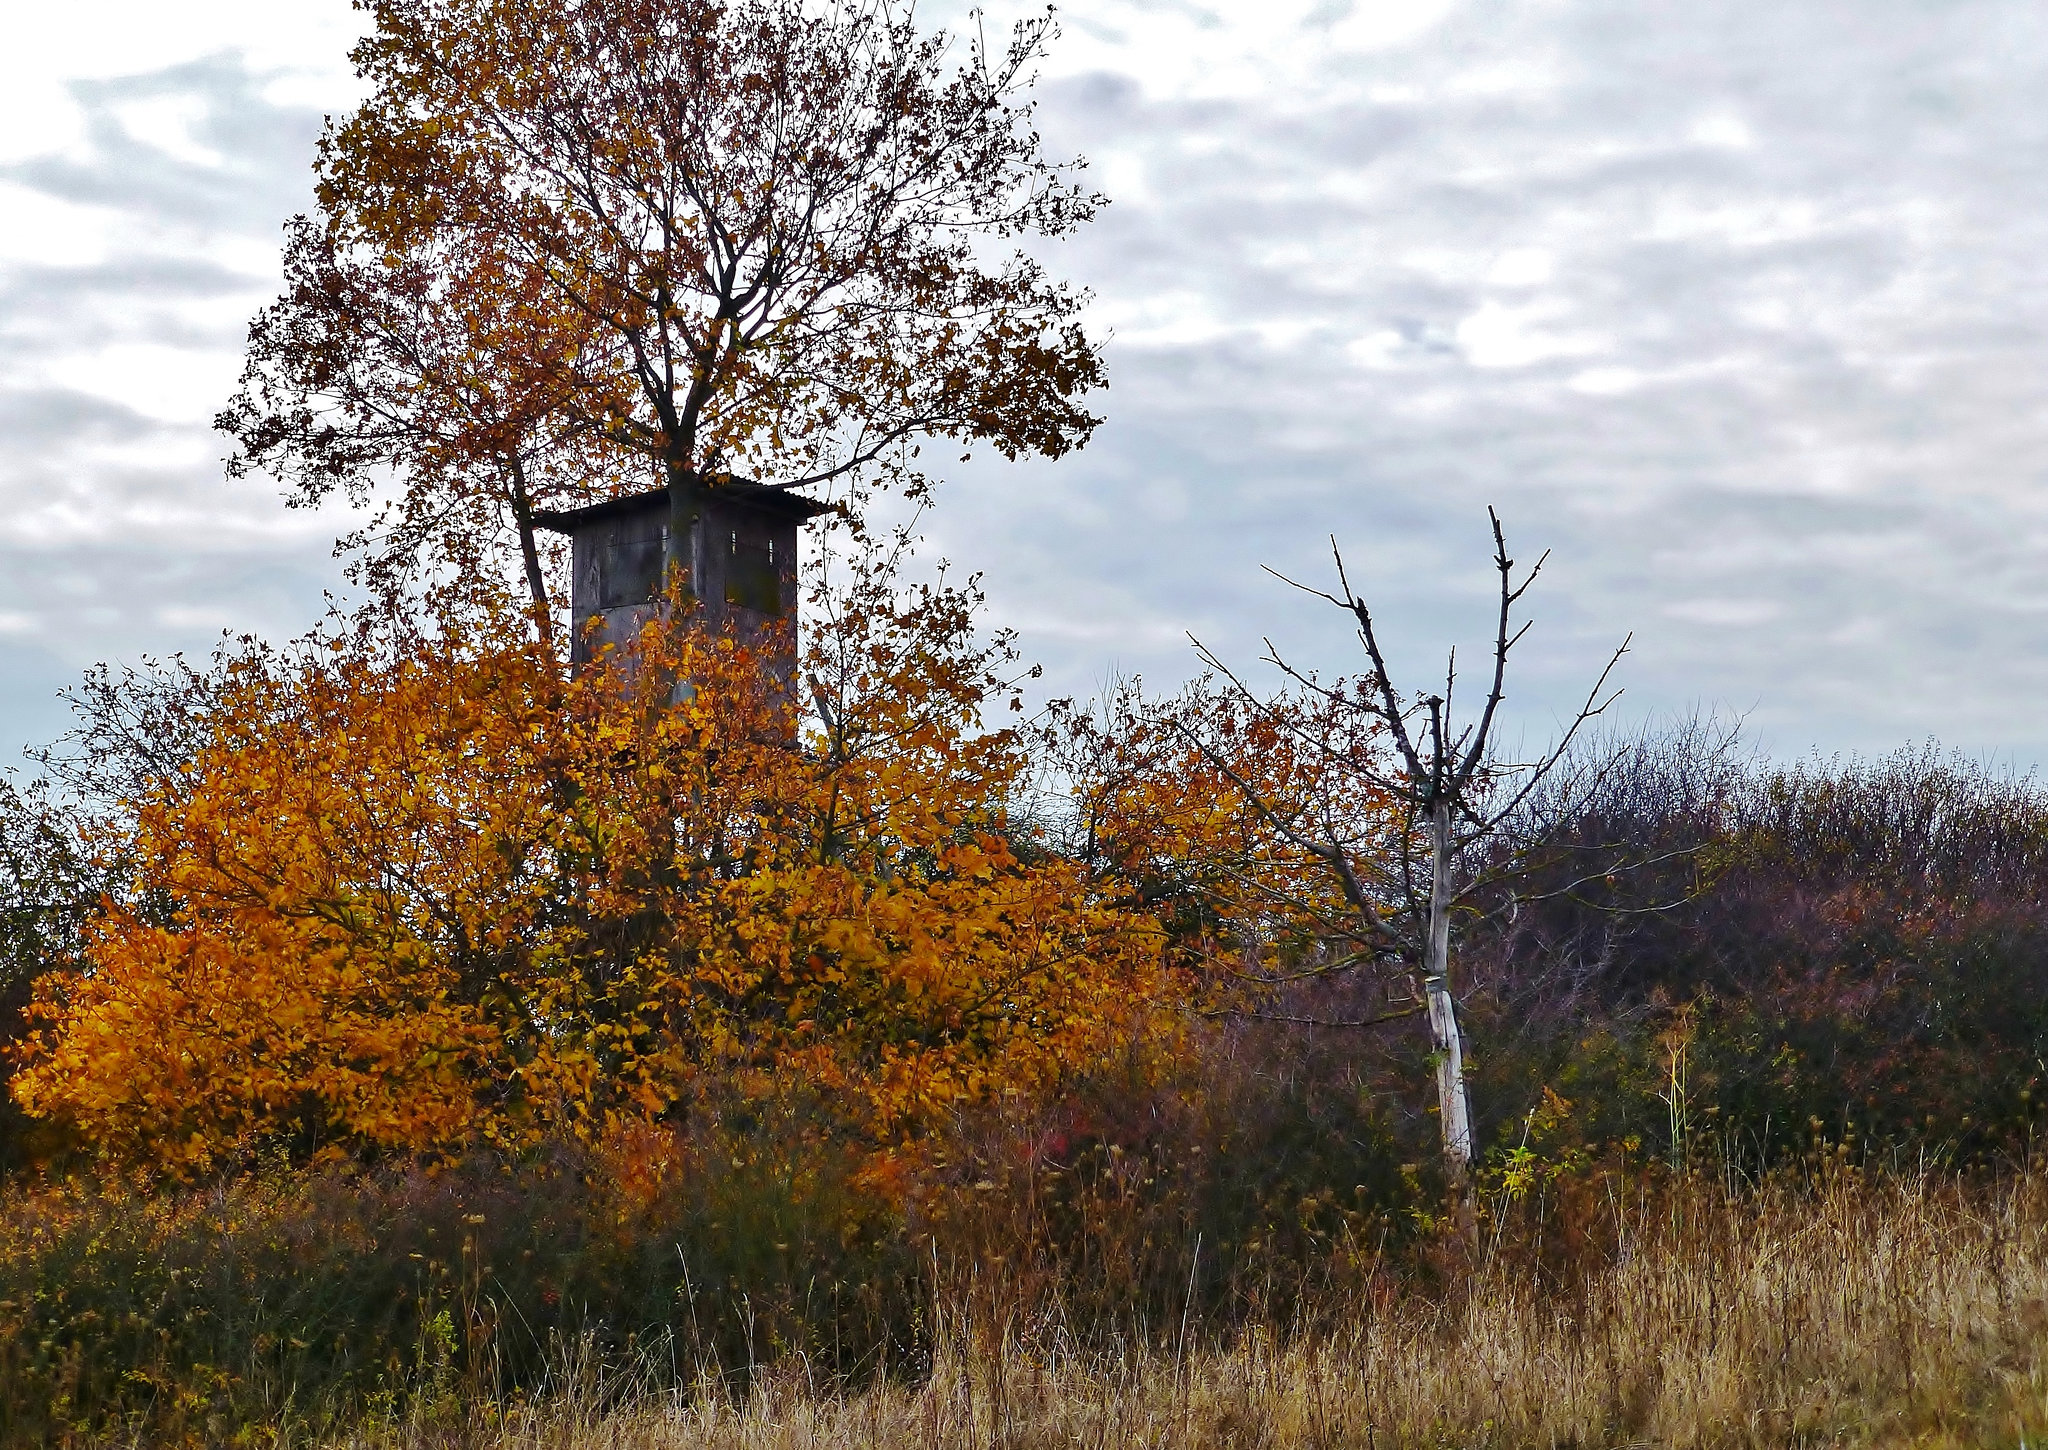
[534,481,831,673]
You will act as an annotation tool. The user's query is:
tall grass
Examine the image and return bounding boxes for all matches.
[12,1057,2048,1444]
[0,1122,918,1447]
[339,1166,2048,1449]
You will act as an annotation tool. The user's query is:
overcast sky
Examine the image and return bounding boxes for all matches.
[6,0,2048,769]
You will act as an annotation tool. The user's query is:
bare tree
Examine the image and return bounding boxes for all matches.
[1188,510,1628,1244]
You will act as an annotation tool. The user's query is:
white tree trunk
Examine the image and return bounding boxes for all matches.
[1425,798,1476,1237]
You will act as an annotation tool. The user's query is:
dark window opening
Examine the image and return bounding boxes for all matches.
[725,531,783,616]
[598,532,664,610]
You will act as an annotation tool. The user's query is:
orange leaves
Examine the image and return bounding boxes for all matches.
[264,0,1105,520]
[15,907,497,1171]
[14,558,1170,1172]
[571,602,1163,1143]
[13,608,567,1170]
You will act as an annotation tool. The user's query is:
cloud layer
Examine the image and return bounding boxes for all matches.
[929,0,2048,761]
[0,40,359,757]
[7,0,2048,765]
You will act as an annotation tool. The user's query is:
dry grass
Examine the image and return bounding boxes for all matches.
[331,1166,2048,1450]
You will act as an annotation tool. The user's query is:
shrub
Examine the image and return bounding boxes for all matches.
[0,1106,917,1446]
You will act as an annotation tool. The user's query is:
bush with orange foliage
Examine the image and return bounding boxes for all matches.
[12,543,1172,1174]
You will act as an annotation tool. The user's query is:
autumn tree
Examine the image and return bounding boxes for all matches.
[222,232,610,641]
[1187,513,1628,1243]
[222,0,1106,617]
[0,780,105,1165]
[0,659,227,1163]
[1044,675,1396,998]
[11,534,1166,1174]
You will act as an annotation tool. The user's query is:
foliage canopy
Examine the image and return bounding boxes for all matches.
[221,0,1106,613]
[12,543,1168,1172]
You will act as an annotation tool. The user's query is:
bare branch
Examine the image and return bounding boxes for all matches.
[1465,633,1632,835]
[1258,562,1352,612]
[1206,1002,1428,1030]
[1165,717,1411,949]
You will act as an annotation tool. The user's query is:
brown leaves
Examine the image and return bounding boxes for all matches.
[223,0,1107,613]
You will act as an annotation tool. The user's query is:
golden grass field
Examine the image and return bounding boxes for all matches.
[324,1167,2048,1450]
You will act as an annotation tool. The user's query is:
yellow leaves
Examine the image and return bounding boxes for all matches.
[15,558,1180,1176]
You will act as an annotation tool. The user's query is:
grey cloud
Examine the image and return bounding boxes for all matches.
[0,389,166,448]
[0,640,76,768]
[5,54,326,231]
[0,539,337,669]
[12,2,2048,771]
[0,51,347,763]
[910,0,2048,763]
[0,257,266,353]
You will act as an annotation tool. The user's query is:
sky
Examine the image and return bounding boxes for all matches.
[5,0,2048,769]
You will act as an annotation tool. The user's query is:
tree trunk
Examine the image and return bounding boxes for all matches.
[662,464,708,704]
[663,464,706,605]
[504,454,554,654]
[1425,796,1478,1249]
